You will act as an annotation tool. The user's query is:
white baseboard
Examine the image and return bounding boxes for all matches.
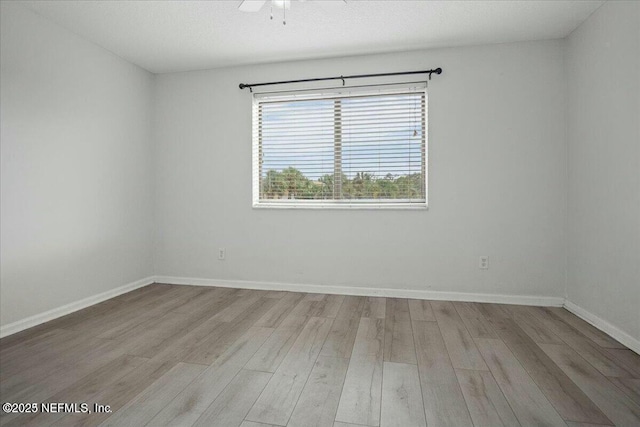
[564,300,640,355]
[0,276,155,339]
[154,275,565,307]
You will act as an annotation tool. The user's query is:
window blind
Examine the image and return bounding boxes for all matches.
[252,84,427,208]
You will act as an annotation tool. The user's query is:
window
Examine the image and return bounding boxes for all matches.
[252,84,427,208]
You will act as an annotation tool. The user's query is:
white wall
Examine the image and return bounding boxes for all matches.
[154,40,567,299]
[0,3,155,327]
[565,1,640,342]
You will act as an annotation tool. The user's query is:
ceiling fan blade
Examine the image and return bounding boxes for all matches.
[238,0,267,12]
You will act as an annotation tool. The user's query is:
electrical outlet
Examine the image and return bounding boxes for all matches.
[479,256,489,270]
[218,248,226,261]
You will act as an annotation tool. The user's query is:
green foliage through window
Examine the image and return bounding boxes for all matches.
[261,167,424,200]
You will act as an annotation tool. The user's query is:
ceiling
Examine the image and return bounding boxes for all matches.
[21,0,604,74]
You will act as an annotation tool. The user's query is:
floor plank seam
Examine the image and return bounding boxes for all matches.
[283,317,335,427]
[408,312,429,427]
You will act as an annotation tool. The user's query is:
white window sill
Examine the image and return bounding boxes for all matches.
[252,203,428,210]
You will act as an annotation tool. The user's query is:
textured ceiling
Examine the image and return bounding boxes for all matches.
[21,0,603,74]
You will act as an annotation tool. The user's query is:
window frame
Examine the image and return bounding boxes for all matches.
[251,84,429,210]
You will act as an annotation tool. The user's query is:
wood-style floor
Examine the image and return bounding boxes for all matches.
[1,284,639,427]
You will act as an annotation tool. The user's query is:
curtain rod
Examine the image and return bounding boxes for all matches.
[239,68,442,91]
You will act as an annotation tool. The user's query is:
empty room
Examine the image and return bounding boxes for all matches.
[1,0,639,426]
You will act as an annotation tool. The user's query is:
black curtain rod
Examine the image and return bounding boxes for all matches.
[239,68,442,91]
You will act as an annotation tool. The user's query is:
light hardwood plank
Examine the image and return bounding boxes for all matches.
[362,297,386,319]
[255,292,306,328]
[171,286,235,315]
[509,305,564,344]
[408,299,435,322]
[384,298,417,364]
[564,422,613,427]
[381,361,426,427]
[411,320,473,427]
[56,285,176,337]
[90,286,208,339]
[528,308,640,377]
[455,369,520,427]
[452,302,497,339]
[245,315,309,373]
[8,354,147,427]
[241,421,278,427]
[481,316,611,424]
[412,320,457,384]
[605,348,640,378]
[117,310,207,358]
[0,323,123,374]
[528,307,586,340]
[288,356,350,427]
[149,316,226,363]
[306,293,328,301]
[432,301,488,371]
[148,327,274,426]
[609,377,640,406]
[213,291,264,322]
[335,317,385,426]
[263,290,289,299]
[54,359,176,427]
[317,294,347,318]
[475,338,567,427]
[546,308,626,349]
[182,297,278,365]
[541,343,640,427]
[320,296,366,359]
[193,369,271,427]
[233,287,257,297]
[1,329,98,382]
[558,332,639,378]
[0,285,164,351]
[1,329,80,367]
[2,336,130,404]
[473,303,513,321]
[246,317,333,426]
[99,362,206,427]
[288,294,324,317]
